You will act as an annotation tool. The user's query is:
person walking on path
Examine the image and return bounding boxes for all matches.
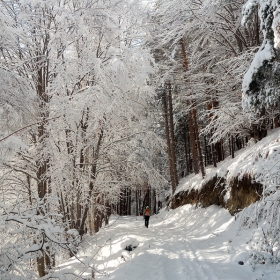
[143,206,151,228]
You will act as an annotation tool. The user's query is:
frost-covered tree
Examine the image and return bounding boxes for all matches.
[153,0,268,175]
[0,0,165,278]
[153,0,206,180]
[242,0,280,113]
[188,0,264,144]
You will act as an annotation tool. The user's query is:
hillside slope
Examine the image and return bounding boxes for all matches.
[171,128,280,214]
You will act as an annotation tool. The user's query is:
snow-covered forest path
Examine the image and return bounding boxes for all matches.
[103,217,221,279]
[62,205,276,280]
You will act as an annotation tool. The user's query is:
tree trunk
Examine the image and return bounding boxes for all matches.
[192,106,205,178]
[142,183,149,212]
[231,135,235,158]
[44,250,55,273]
[162,90,177,193]
[127,188,131,216]
[79,119,104,235]
[93,207,100,234]
[167,82,179,186]
[215,141,223,162]
[183,129,189,175]
[149,185,152,210]
[119,189,124,216]
[187,129,193,172]
[137,189,142,216]
[206,97,217,168]
[36,149,50,272]
[180,38,199,174]
[153,189,157,214]
[204,136,208,166]
[274,116,279,128]
[88,204,94,235]
[104,198,110,225]
[136,189,139,216]
[37,253,45,277]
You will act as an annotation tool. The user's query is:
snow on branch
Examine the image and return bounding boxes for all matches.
[0,200,80,278]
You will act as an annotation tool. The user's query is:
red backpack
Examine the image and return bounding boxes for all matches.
[145,209,150,216]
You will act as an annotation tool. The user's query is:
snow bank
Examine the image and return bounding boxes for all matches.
[174,128,280,196]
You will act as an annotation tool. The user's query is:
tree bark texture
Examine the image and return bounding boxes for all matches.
[191,106,205,178]
[162,90,177,193]
[79,118,104,235]
[231,135,235,159]
[180,38,199,174]
[167,83,179,186]
[183,129,190,175]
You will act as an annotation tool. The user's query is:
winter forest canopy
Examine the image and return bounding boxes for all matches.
[1,0,280,278]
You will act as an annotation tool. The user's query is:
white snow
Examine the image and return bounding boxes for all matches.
[241,0,258,27]
[242,41,274,94]
[56,205,279,279]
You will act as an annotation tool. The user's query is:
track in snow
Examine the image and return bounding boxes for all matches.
[65,206,265,280]
[98,215,223,280]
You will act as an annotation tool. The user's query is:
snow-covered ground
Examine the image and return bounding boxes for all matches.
[54,129,280,279]
[57,205,280,280]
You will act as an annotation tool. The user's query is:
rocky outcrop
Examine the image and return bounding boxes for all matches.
[171,175,263,215]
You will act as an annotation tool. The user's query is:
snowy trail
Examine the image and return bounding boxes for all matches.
[147,219,218,280]
[94,207,249,280]
[61,205,277,280]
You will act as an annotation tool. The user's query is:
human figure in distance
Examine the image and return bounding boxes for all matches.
[143,206,151,228]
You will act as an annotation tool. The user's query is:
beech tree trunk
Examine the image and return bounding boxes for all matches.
[79,119,104,235]
[35,60,51,277]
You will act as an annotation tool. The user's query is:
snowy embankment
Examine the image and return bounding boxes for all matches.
[173,128,280,208]
[58,205,279,280]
